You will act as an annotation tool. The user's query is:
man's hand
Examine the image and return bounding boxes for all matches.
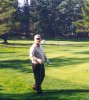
[46,59,50,64]
[37,59,43,64]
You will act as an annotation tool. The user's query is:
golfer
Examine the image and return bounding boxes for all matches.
[29,34,49,94]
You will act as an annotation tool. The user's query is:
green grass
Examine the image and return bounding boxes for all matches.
[0,40,89,100]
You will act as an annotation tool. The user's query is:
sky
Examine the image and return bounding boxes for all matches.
[18,0,31,6]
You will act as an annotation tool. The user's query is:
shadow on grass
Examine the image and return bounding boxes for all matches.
[0,56,89,72]
[0,86,3,91]
[0,59,32,73]
[73,51,89,55]
[48,56,89,67]
[0,52,17,54]
[0,89,89,100]
[0,42,29,46]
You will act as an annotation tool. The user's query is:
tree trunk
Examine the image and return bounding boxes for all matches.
[2,34,8,44]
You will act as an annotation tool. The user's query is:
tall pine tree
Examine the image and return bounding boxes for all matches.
[74,0,89,36]
[0,0,16,43]
[22,0,30,38]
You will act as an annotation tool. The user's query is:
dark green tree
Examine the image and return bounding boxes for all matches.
[22,0,30,38]
[29,0,83,38]
[74,0,89,33]
[56,0,83,37]
[0,0,16,43]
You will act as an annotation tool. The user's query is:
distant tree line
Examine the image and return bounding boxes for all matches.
[0,0,89,43]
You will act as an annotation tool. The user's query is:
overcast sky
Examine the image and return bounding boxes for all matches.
[18,0,31,6]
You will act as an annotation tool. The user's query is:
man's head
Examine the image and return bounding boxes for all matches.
[34,34,41,44]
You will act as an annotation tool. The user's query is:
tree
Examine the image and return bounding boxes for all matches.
[0,0,16,43]
[30,0,64,38]
[22,0,30,38]
[29,0,39,36]
[74,0,89,32]
[73,0,89,38]
[11,0,22,38]
[29,0,83,38]
[56,0,83,37]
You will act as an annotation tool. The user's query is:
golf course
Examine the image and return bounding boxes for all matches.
[0,39,89,100]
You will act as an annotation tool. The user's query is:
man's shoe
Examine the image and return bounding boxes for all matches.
[32,86,37,91]
[32,85,43,94]
[37,90,43,94]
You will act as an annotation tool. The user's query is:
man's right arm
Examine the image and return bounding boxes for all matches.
[30,46,37,62]
[30,46,43,64]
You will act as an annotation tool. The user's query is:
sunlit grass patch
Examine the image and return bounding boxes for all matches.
[0,40,89,100]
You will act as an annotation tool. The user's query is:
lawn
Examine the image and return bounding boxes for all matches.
[0,40,89,100]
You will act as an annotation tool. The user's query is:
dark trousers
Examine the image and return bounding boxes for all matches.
[32,63,45,91]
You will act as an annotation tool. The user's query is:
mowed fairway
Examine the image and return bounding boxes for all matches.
[0,40,89,100]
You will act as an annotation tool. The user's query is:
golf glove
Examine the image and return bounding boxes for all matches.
[46,59,50,64]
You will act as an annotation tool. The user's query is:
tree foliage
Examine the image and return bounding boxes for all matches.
[74,0,89,33]
[0,0,16,43]
[0,0,87,42]
[29,0,83,38]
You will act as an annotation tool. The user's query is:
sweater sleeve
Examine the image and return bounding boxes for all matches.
[30,46,38,62]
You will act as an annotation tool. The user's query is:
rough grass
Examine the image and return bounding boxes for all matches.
[0,40,89,100]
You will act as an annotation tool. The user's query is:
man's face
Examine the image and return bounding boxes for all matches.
[34,38,41,44]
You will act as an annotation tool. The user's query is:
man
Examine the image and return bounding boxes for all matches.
[29,34,49,94]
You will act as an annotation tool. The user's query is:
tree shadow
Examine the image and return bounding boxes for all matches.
[0,59,32,73]
[73,51,89,55]
[0,89,89,100]
[0,52,16,54]
[0,86,3,91]
[0,42,29,46]
[48,57,89,68]
[44,89,89,94]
